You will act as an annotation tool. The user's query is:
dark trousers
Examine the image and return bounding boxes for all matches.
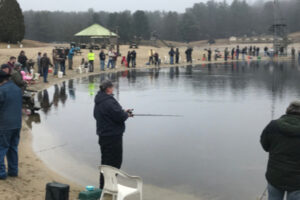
[131,58,136,68]
[89,60,94,72]
[175,56,179,64]
[38,64,43,77]
[68,58,73,70]
[0,129,20,178]
[43,67,49,82]
[60,63,66,75]
[127,58,131,68]
[99,135,123,189]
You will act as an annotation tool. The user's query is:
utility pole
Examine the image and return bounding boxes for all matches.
[272,0,289,56]
[116,26,120,56]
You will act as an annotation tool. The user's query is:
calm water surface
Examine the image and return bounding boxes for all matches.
[27,61,300,200]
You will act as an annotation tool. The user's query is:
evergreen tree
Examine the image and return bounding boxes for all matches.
[133,11,150,40]
[0,0,25,43]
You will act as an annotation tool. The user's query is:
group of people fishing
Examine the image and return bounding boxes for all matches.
[161,45,300,65]
[6,45,300,89]
[1,43,300,200]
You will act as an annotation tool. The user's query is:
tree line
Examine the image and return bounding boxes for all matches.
[4,0,300,44]
[0,0,25,43]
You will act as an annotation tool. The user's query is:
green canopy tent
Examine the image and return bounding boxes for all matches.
[74,24,119,49]
[75,24,118,38]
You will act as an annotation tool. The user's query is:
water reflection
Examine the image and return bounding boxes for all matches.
[32,60,300,127]
[33,60,300,125]
[25,113,41,129]
[40,90,51,114]
[29,61,300,200]
[53,85,60,108]
[68,80,76,100]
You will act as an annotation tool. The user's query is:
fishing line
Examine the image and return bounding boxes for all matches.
[36,143,68,153]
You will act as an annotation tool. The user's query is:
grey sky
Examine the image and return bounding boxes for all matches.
[18,0,251,13]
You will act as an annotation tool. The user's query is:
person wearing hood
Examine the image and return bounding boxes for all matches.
[93,80,133,189]
[261,101,300,200]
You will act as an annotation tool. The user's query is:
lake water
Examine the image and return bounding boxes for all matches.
[27,61,300,200]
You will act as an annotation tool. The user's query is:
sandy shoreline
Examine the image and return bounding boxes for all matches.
[0,44,294,200]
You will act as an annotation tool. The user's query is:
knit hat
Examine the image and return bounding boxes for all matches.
[1,64,10,70]
[0,70,10,79]
[286,101,300,115]
[100,80,113,92]
[14,62,22,68]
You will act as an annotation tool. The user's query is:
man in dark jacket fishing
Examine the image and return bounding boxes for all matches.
[94,80,133,189]
[261,101,300,200]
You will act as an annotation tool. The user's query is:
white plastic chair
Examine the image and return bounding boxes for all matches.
[99,165,143,200]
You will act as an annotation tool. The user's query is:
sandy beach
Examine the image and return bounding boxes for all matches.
[0,41,297,200]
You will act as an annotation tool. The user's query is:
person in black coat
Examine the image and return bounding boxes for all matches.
[127,51,131,68]
[231,48,235,60]
[207,48,212,61]
[18,51,28,72]
[175,48,180,64]
[169,47,175,64]
[261,101,300,200]
[99,50,106,71]
[131,50,137,68]
[40,53,53,83]
[94,80,133,189]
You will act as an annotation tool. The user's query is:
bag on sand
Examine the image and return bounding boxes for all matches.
[45,182,69,200]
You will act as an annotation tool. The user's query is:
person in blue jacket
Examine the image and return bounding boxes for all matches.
[68,47,75,70]
[0,70,22,180]
[94,80,133,189]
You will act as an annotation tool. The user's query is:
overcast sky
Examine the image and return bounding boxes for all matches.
[18,0,257,13]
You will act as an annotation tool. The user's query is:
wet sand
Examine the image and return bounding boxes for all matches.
[0,43,295,200]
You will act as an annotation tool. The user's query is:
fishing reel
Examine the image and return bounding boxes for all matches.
[127,109,134,117]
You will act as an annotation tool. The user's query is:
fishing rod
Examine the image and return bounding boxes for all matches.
[127,110,182,117]
[36,143,68,153]
[133,114,183,117]
[258,187,267,200]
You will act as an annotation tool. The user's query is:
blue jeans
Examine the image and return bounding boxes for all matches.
[170,56,174,64]
[54,63,59,75]
[0,129,20,178]
[100,60,105,71]
[43,67,48,82]
[131,58,136,67]
[112,60,116,69]
[107,59,113,69]
[60,63,66,75]
[268,183,300,200]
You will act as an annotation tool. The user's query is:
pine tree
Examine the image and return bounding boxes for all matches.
[133,11,150,40]
[0,0,25,43]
